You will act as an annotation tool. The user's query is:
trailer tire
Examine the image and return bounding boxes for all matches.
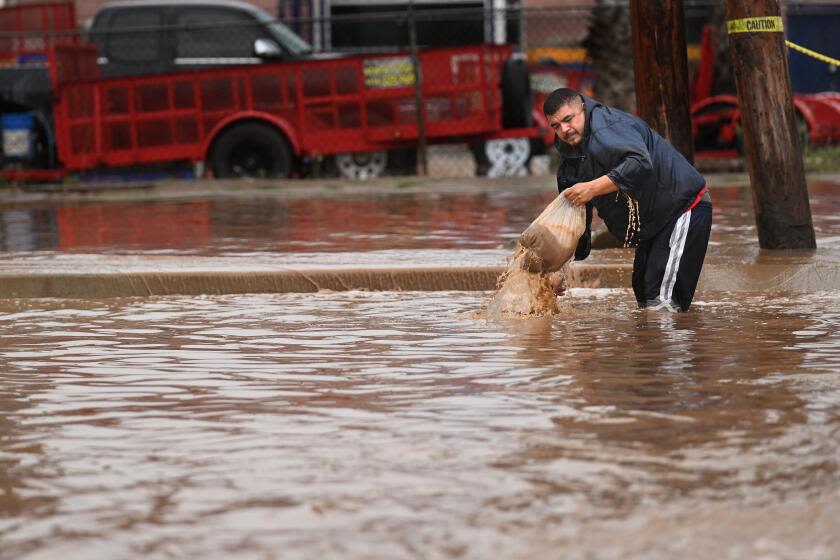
[501,57,532,129]
[211,122,292,179]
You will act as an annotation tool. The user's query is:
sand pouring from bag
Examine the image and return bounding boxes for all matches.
[486,246,560,316]
[486,194,585,317]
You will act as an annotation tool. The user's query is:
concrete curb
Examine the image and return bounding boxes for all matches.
[0,267,505,298]
[1,261,838,299]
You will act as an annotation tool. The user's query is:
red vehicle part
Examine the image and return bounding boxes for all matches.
[0,1,77,64]
[795,93,840,144]
[691,94,740,155]
[690,91,840,154]
[46,43,538,178]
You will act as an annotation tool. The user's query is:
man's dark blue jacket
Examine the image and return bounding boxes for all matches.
[554,95,706,260]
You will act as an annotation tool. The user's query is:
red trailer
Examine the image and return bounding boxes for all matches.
[46,43,535,180]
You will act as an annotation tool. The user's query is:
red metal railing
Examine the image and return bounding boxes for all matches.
[0,1,77,65]
[51,43,511,171]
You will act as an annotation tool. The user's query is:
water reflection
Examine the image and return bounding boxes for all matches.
[0,192,547,256]
[1,290,838,557]
[0,208,58,252]
[0,180,838,256]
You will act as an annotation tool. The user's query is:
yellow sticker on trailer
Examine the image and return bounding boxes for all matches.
[727,16,784,34]
[364,57,415,89]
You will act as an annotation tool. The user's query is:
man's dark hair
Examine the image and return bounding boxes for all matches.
[543,88,583,117]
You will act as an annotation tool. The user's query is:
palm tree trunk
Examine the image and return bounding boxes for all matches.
[583,1,636,112]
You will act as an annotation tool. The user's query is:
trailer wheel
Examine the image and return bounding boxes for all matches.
[472,137,531,177]
[211,122,292,179]
[335,151,387,180]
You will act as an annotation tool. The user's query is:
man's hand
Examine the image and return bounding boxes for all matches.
[562,175,619,207]
[562,182,595,207]
[548,271,566,296]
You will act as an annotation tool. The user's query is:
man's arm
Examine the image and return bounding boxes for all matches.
[602,125,654,200]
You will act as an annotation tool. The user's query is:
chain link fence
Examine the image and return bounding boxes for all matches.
[1,2,722,181]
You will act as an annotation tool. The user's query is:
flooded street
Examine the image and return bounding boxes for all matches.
[1,175,840,558]
[1,177,838,258]
[2,290,840,558]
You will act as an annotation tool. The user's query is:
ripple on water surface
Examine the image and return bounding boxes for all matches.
[1,289,839,559]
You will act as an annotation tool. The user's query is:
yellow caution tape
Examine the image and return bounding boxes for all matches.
[727,16,784,34]
[726,16,838,66]
[785,40,840,67]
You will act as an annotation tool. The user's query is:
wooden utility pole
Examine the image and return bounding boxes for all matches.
[630,0,694,162]
[726,0,816,249]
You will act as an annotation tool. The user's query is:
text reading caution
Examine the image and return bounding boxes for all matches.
[727,16,784,34]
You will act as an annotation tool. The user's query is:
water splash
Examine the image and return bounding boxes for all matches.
[485,246,561,317]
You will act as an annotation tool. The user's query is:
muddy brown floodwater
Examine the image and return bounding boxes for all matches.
[1,176,839,557]
[1,289,839,559]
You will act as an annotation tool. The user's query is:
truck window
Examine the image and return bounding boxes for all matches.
[175,8,267,59]
[104,9,163,63]
[264,20,312,57]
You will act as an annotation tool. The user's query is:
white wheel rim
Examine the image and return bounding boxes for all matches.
[336,151,387,180]
[484,138,530,178]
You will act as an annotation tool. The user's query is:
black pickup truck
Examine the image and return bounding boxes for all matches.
[89,0,314,77]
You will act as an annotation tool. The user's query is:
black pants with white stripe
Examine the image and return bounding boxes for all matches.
[632,198,712,312]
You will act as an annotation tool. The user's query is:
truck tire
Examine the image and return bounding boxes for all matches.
[501,56,532,129]
[210,122,292,179]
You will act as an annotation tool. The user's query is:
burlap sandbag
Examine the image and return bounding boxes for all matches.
[519,194,586,273]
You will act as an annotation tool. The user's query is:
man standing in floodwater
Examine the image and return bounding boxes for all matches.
[545,87,712,312]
